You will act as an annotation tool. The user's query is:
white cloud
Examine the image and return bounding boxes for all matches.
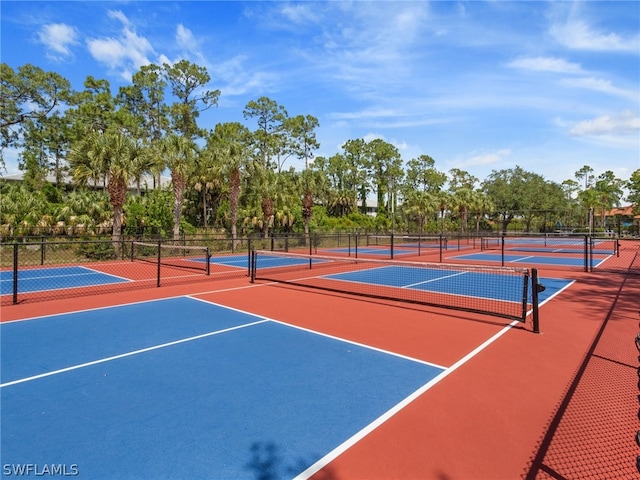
[330,108,400,121]
[569,111,640,137]
[207,55,277,97]
[86,10,155,80]
[550,19,640,53]
[559,77,639,101]
[37,23,79,60]
[167,23,209,68]
[279,3,320,24]
[461,149,512,167]
[507,56,584,75]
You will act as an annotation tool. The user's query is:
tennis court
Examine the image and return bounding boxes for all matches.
[1,297,448,478]
[451,252,610,268]
[0,266,131,294]
[1,252,321,304]
[1,239,637,479]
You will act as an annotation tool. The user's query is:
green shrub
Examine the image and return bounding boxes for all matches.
[76,241,116,261]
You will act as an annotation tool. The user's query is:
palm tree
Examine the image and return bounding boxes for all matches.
[206,122,251,250]
[436,191,451,234]
[161,134,196,242]
[69,130,145,247]
[403,190,436,234]
[453,188,480,234]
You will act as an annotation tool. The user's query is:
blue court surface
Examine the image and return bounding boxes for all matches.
[321,265,571,304]
[452,252,608,267]
[203,253,324,269]
[0,266,130,295]
[324,246,419,256]
[1,297,444,479]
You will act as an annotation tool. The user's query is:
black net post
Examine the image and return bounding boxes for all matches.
[156,240,161,287]
[501,235,505,267]
[13,243,18,305]
[531,268,543,334]
[249,251,256,283]
[522,271,529,324]
[205,247,211,276]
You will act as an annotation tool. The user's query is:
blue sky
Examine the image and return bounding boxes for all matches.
[2,1,639,188]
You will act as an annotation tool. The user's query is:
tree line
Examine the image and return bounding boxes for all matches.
[1,62,639,245]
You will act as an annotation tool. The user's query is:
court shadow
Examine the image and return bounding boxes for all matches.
[245,441,340,480]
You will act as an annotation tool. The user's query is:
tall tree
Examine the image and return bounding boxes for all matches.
[367,139,402,217]
[404,154,446,194]
[117,64,169,187]
[163,60,220,139]
[161,134,197,241]
[448,168,479,191]
[575,165,595,191]
[341,139,370,213]
[626,169,640,213]
[205,122,251,248]
[20,113,71,188]
[67,76,116,137]
[243,96,288,170]
[287,114,319,239]
[594,170,624,227]
[69,131,148,247]
[0,63,71,169]
[482,166,530,233]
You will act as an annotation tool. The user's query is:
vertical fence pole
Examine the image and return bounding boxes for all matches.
[13,243,18,305]
[247,237,252,277]
[390,232,394,260]
[501,235,505,267]
[156,240,161,287]
[41,236,45,265]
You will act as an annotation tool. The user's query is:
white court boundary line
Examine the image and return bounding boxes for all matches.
[1,280,575,477]
[292,319,520,480]
[0,318,268,388]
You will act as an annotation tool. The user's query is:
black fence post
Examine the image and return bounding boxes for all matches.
[390,233,394,260]
[13,243,18,305]
[247,237,252,277]
[156,240,161,287]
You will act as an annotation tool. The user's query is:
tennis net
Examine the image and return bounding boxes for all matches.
[131,241,210,275]
[250,249,540,323]
[367,234,447,256]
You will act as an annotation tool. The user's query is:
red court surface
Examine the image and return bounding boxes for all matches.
[2,254,638,479]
